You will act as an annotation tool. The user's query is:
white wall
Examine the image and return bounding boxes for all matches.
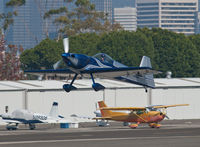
[1,87,200,125]
[0,91,24,114]
[27,90,103,118]
[0,91,24,125]
[152,88,200,119]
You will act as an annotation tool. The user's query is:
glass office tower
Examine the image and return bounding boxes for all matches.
[1,0,66,49]
[90,0,113,22]
[91,0,135,23]
[137,0,198,35]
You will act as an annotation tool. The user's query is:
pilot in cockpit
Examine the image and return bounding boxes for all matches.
[101,54,105,62]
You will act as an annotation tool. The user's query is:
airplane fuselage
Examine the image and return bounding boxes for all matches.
[62,53,117,72]
[106,111,165,123]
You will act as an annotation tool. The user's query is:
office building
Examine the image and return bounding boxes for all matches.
[136,0,198,35]
[91,0,135,23]
[90,0,113,22]
[114,7,137,31]
[0,0,66,49]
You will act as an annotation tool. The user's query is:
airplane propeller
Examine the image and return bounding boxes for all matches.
[63,38,69,53]
[53,38,69,70]
[165,115,170,119]
[53,60,62,70]
[160,109,170,119]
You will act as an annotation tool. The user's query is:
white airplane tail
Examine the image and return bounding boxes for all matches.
[139,56,155,88]
[120,56,156,90]
[49,102,59,118]
[140,56,152,68]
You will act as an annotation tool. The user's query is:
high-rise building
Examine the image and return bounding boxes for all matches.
[114,7,137,31]
[136,0,198,35]
[112,0,135,8]
[1,0,66,49]
[91,0,135,23]
[90,0,113,22]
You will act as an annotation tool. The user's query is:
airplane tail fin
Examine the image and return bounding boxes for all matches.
[49,102,59,118]
[98,101,113,117]
[121,56,155,89]
[139,56,155,88]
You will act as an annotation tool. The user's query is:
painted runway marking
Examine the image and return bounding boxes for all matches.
[0,135,200,145]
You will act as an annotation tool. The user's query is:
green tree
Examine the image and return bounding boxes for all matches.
[69,33,100,55]
[140,28,200,77]
[0,11,17,31]
[20,39,63,70]
[0,0,26,32]
[20,28,200,78]
[44,0,122,37]
[96,30,155,66]
[6,0,26,6]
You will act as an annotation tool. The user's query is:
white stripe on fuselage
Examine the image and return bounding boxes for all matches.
[83,58,111,70]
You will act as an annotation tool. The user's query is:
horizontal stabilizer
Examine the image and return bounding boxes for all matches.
[117,56,160,88]
[93,117,111,120]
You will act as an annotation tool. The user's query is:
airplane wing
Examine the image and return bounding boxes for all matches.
[84,67,160,78]
[152,104,189,109]
[25,67,160,78]
[95,109,148,122]
[93,117,112,120]
[2,119,22,124]
[24,69,74,76]
[100,107,146,111]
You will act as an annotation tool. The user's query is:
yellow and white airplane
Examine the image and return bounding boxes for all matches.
[95,101,189,128]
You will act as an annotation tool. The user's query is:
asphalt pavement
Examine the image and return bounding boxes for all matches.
[0,119,200,147]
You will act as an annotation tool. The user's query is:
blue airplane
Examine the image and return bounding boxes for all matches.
[25,38,160,93]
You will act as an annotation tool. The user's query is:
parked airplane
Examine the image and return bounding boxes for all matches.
[71,102,110,127]
[0,102,66,130]
[95,101,189,128]
[25,38,161,93]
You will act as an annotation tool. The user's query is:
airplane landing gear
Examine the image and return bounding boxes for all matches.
[63,84,77,92]
[149,123,161,128]
[90,73,105,91]
[144,87,148,93]
[129,123,138,129]
[6,123,18,130]
[29,124,36,130]
[63,74,78,92]
[92,83,105,91]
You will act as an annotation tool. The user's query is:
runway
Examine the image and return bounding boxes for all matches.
[0,119,200,147]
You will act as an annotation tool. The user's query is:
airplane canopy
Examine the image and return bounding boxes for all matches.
[93,53,114,65]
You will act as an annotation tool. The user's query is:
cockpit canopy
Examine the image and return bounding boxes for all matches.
[93,53,114,65]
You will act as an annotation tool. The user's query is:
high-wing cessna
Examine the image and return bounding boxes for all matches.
[25,38,161,93]
[95,101,189,128]
[0,102,66,130]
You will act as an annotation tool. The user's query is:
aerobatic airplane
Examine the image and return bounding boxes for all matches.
[0,102,66,130]
[25,38,161,93]
[95,101,189,128]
